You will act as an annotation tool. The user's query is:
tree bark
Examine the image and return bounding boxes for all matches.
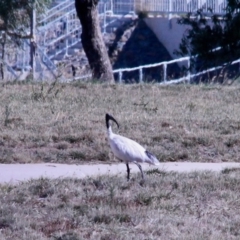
[0,32,6,80]
[75,0,114,82]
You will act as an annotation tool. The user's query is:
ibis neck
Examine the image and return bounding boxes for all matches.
[106,116,110,129]
[107,126,113,137]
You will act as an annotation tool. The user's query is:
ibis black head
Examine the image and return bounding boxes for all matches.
[106,113,119,129]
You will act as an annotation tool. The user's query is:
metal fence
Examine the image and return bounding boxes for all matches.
[69,55,240,84]
[117,57,240,84]
[110,0,227,14]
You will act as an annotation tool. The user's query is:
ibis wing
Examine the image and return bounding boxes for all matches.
[110,135,146,163]
[110,134,159,165]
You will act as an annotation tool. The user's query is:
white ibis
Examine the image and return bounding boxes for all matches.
[106,113,160,181]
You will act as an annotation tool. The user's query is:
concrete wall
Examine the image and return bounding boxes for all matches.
[144,17,188,66]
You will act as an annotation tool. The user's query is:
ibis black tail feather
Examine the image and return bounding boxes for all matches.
[106,113,119,129]
[145,150,160,165]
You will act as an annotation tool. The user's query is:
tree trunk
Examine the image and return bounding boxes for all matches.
[0,32,6,80]
[75,0,114,82]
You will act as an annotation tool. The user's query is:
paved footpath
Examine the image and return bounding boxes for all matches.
[1,162,240,184]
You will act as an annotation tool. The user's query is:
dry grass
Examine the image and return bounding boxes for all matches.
[1,82,240,163]
[0,170,240,239]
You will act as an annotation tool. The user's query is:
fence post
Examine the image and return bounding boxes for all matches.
[198,0,201,10]
[139,68,143,83]
[187,57,191,83]
[168,0,172,19]
[65,14,69,56]
[110,0,113,14]
[163,63,167,83]
[30,0,36,79]
[133,0,135,14]
[23,41,26,70]
[118,71,122,83]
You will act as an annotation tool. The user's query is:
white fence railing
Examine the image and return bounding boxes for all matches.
[113,57,190,83]
[109,0,227,15]
[68,55,240,84]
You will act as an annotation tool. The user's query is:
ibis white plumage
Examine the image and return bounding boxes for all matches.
[106,113,160,181]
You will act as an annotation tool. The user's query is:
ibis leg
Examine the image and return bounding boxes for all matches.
[126,163,130,181]
[135,163,144,180]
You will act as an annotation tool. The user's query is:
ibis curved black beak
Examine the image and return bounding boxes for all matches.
[106,113,119,129]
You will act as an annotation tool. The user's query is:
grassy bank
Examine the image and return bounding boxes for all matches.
[0,170,240,239]
[0,82,240,163]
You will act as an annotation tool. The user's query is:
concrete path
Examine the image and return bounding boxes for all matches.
[1,162,240,184]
